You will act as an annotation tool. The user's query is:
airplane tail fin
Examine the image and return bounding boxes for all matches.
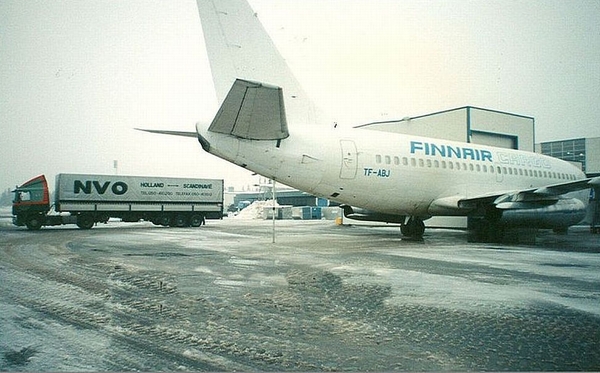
[196,0,325,125]
[208,79,289,140]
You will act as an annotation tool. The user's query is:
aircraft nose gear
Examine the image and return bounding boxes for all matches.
[401,217,425,239]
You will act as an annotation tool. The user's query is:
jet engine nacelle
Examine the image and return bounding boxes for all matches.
[497,198,587,229]
[340,205,406,224]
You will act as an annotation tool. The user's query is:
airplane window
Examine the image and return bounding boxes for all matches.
[394,156,399,165]
[497,167,502,174]
[411,158,416,167]
[376,155,382,163]
[476,164,480,172]
[402,157,408,166]
[469,164,474,171]
[519,169,523,176]
[456,162,461,170]
[434,160,439,168]
[490,166,494,173]
[441,161,446,169]
[426,159,432,168]
[508,168,513,175]
[385,155,391,164]
[463,163,468,171]
[419,159,424,167]
[483,165,487,172]
[448,162,454,170]
[513,168,518,175]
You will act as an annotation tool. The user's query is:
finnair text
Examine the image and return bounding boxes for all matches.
[410,141,493,162]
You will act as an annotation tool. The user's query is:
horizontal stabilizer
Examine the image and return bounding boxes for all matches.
[209,79,289,140]
[135,128,198,138]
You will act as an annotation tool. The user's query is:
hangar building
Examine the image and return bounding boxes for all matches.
[356,106,535,151]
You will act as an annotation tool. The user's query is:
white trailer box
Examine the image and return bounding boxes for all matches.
[53,173,223,228]
[56,174,222,205]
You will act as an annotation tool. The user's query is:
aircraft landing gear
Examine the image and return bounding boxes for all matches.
[401,217,425,239]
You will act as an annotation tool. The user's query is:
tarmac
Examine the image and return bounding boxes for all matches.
[0,215,599,371]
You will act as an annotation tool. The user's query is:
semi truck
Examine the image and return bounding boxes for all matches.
[12,174,224,230]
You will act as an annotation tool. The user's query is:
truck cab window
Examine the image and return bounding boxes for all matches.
[15,191,31,202]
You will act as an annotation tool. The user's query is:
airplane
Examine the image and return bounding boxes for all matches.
[139,0,599,241]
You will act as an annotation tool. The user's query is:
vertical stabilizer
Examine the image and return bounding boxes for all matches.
[196,0,324,125]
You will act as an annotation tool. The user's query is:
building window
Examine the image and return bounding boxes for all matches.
[540,138,586,171]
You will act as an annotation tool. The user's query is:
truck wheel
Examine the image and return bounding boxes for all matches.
[26,215,44,230]
[190,214,204,227]
[76,214,95,229]
[159,214,171,226]
[172,214,188,227]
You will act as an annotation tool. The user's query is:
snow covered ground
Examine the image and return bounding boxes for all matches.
[1,219,599,371]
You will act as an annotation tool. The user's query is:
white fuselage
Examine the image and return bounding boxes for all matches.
[198,122,588,219]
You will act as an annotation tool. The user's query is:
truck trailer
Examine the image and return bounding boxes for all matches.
[12,174,224,230]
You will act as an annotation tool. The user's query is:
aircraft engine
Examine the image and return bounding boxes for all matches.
[497,198,587,229]
[340,205,406,224]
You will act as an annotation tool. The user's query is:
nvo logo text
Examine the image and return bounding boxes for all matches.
[74,180,128,195]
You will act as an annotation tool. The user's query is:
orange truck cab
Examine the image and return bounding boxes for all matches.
[12,175,53,230]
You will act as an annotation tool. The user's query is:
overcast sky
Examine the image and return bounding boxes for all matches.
[1,0,599,194]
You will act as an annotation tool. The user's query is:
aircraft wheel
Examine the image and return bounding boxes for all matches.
[400,223,410,236]
[401,217,425,238]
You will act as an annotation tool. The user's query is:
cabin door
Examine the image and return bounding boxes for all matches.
[339,140,358,179]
